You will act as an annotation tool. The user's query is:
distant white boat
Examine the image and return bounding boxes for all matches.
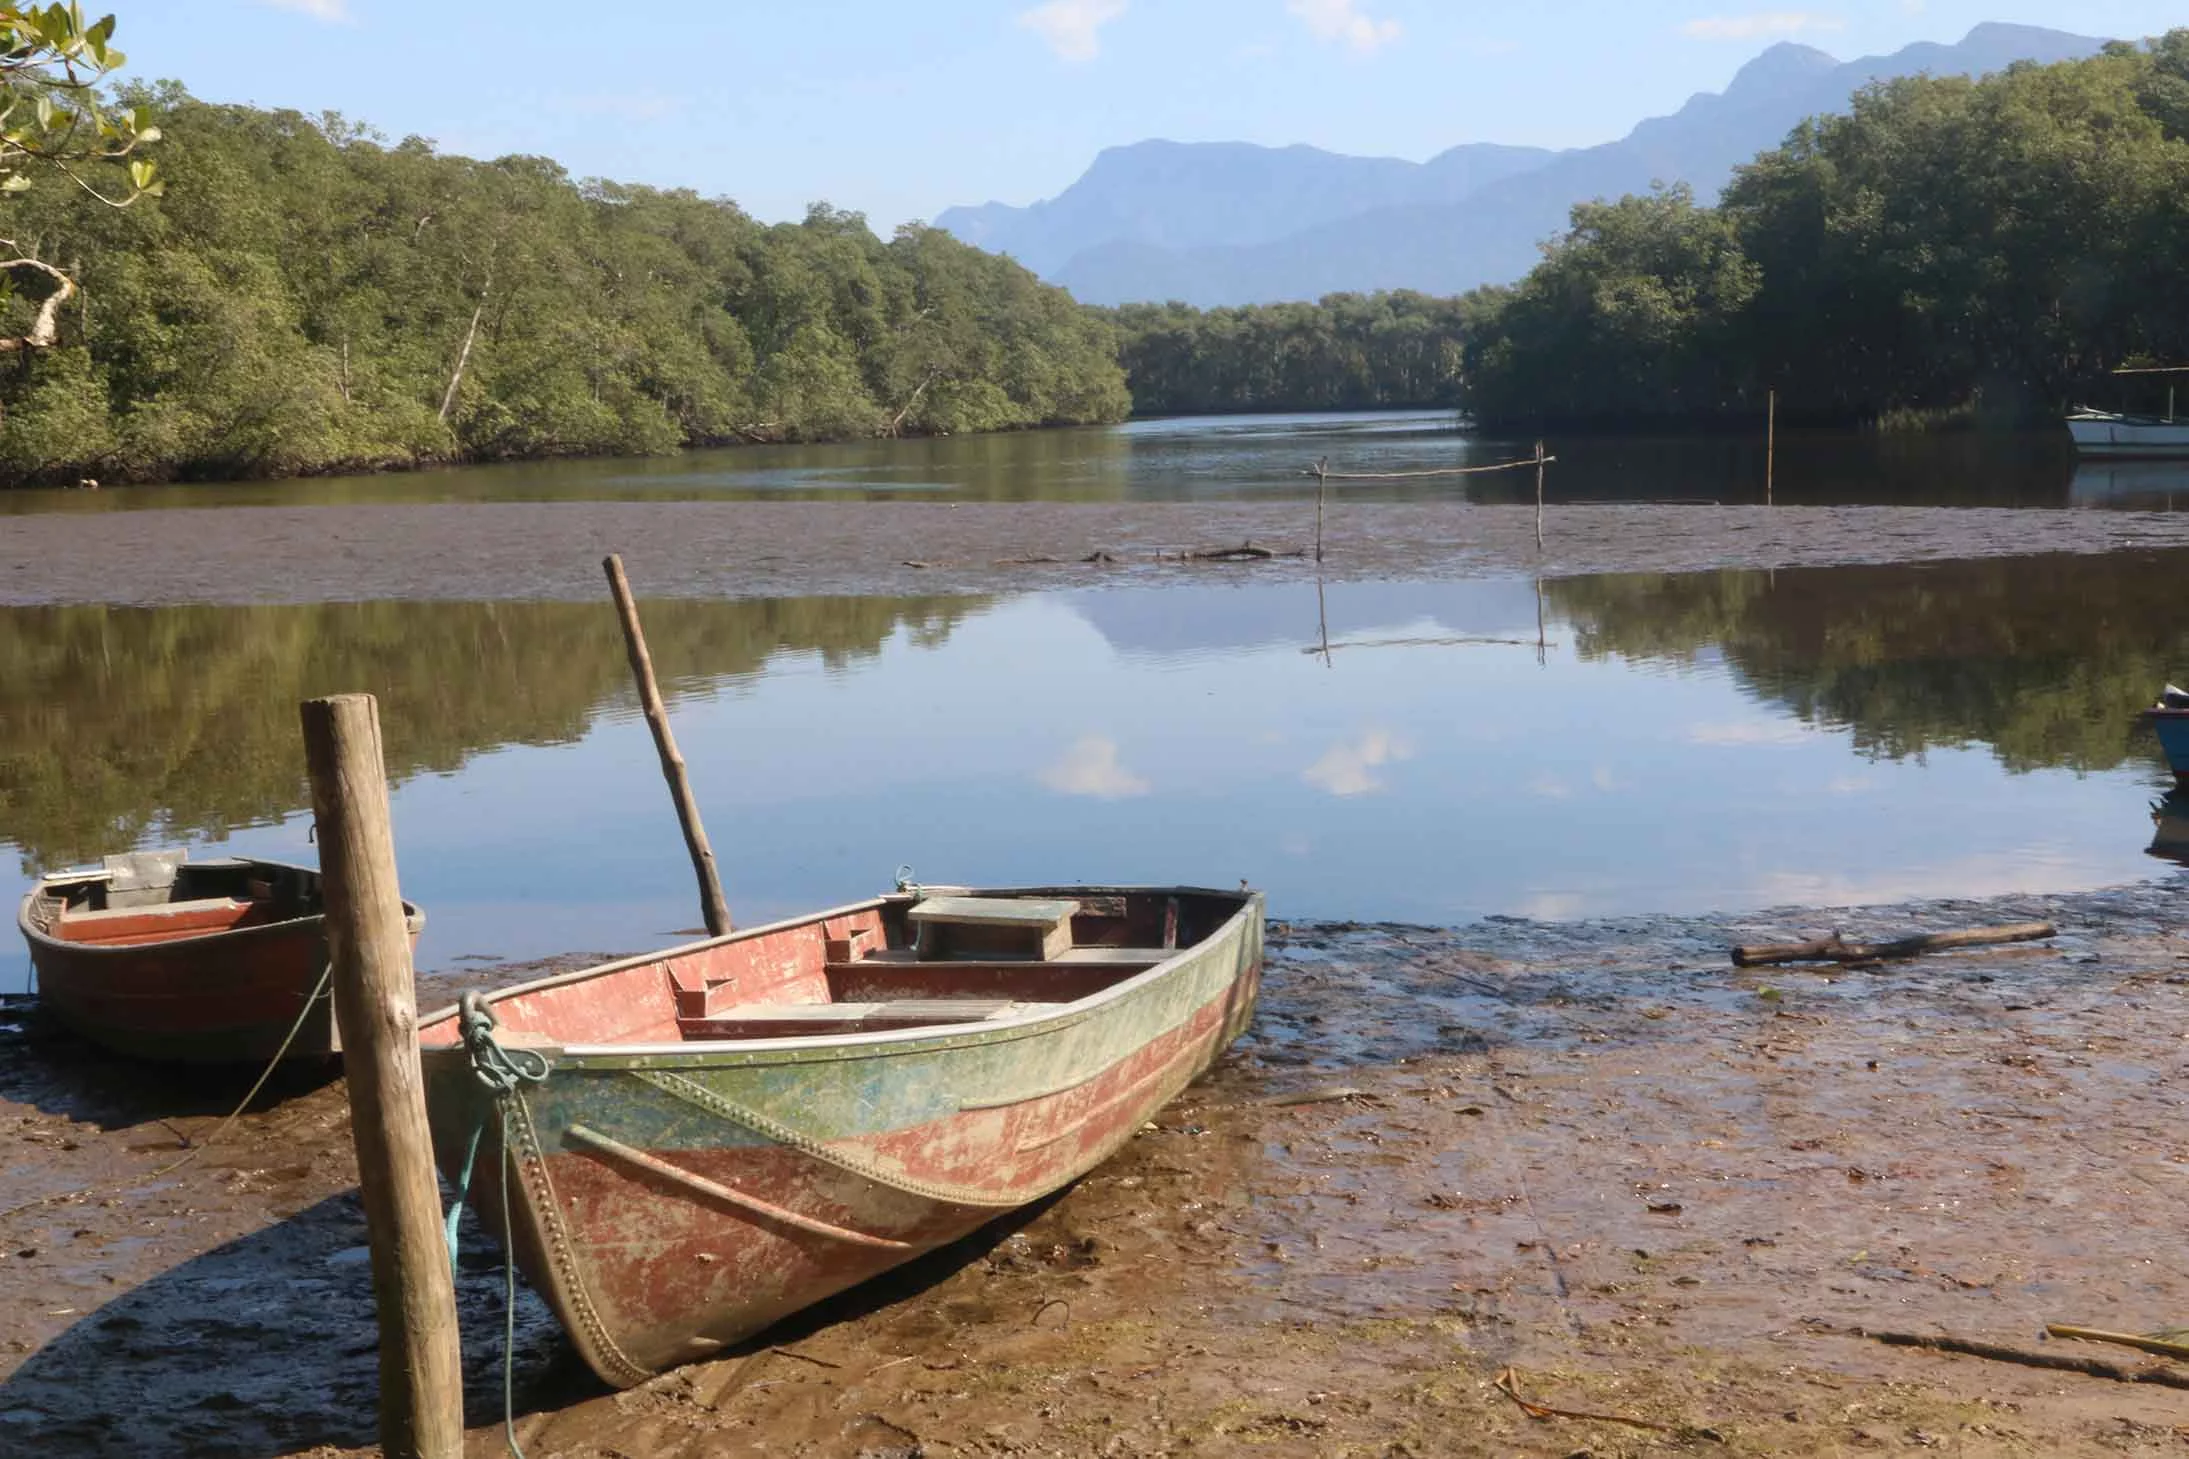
[2071,365,2189,457]
[2067,408,2189,458]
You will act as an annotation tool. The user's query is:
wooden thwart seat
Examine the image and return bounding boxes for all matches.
[679,998,1032,1041]
[907,896,1080,961]
[58,897,255,945]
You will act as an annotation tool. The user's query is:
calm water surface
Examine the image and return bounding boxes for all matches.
[2,408,2182,513]
[6,550,2186,993]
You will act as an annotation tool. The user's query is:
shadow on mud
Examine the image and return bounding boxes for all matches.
[0,1000,337,1132]
[0,1176,1073,1458]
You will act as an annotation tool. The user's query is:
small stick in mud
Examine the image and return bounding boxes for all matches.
[1730,921,2057,967]
[1492,1366,1685,1434]
[2045,1323,2189,1364]
[1865,1329,2189,1389]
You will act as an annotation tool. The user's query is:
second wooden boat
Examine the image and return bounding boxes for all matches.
[417,883,1262,1387]
[17,850,424,1063]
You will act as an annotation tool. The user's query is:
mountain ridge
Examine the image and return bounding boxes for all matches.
[938,23,2109,307]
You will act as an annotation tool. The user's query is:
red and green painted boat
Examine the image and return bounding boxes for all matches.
[18,850,425,1063]
[415,883,1263,1388]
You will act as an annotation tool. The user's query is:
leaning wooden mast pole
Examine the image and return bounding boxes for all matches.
[602,554,733,937]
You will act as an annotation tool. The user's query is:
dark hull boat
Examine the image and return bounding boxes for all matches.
[17,851,424,1063]
[2144,685,2189,788]
[416,884,1262,1388]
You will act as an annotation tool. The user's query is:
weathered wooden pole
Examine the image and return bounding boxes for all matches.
[1313,457,1328,564]
[1766,388,1777,506]
[299,694,463,1459]
[1533,439,1546,550]
[603,553,732,937]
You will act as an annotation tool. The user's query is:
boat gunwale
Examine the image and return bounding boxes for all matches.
[16,856,424,959]
[416,885,1260,1068]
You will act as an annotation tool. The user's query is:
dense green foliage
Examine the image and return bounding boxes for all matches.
[0,89,1128,485]
[1465,32,2189,429]
[1106,293,1470,416]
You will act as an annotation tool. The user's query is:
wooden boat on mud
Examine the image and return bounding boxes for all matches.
[416,884,1263,1388]
[17,850,424,1063]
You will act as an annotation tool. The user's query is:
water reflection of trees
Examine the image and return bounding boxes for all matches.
[0,595,983,869]
[1547,556,2189,774]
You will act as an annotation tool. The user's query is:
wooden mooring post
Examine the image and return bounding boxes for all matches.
[299,694,463,1459]
[604,553,733,937]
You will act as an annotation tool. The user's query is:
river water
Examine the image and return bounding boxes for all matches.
[6,411,2189,992]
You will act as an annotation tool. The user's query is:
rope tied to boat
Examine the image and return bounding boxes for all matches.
[894,863,921,898]
[445,990,549,1459]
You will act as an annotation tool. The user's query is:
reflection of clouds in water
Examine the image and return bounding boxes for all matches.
[1686,720,1817,747]
[1279,831,1313,857]
[1827,774,1875,796]
[1750,850,2091,908]
[1516,891,1587,920]
[1304,727,1412,796]
[1528,773,1574,800]
[1591,764,1621,793]
[1039,734,1150,799]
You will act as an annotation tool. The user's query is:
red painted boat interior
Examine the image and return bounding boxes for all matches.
[420,892,1241,1049]
[54,898,286,946]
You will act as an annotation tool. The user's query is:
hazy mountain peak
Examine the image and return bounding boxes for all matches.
[1724,41,1840,99]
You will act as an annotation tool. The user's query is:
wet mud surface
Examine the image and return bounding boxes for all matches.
[7,889,2189,1455]
[6,499,2188,605]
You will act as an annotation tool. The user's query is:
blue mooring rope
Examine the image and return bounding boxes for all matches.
[445,991,550,1459]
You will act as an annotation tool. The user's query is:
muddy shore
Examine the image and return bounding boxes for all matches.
[6,499,2188,605]
[6,889,2189,1456]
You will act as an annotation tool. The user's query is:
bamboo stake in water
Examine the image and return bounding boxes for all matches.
[1766,388,1777,506]
[1314,456,1327,564]
[603,554,732,937]
[299,694,462,1459]
[1533,440,1546,550]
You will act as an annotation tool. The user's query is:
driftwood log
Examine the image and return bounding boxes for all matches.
[1866,1329,2189,1390]
[1730,921,2056,968]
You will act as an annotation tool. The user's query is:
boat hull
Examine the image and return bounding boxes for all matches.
[418,887,1262,1386]
[2147,709,2189,788]
[2068,415,2189,458]
[18,857,424,1064]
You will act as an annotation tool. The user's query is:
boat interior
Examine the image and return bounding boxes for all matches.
[26,852,322,948]
[423,889,1248,1049]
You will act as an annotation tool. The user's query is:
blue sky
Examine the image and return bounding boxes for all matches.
[124,2,2187,232]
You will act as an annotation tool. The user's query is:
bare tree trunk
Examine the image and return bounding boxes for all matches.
[0,258,77,353]
[438,291,486,424]
[340,336,351,404]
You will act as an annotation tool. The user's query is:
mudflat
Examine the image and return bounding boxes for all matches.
[5,889,2188,1456]
[4,499,2184,605]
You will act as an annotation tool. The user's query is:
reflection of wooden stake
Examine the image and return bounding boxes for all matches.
[1316,569,1332,668]
[1314,457,1328,564]
[299,694,462,1459]
[603,554,732,938]
[1535,577,1546,668]
[1766,389,1776,506]
[1533,440,1546,550]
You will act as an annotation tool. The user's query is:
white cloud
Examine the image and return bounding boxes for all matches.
[258,0,350,20]
[1287,0,1401,54]
[1528,773,1575,800]
[1040,735,1149,798]
[1686,719,1817,747]
[1679,11,1844,40]
[1304,727,1412,796]
[1019,0,1127,62]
